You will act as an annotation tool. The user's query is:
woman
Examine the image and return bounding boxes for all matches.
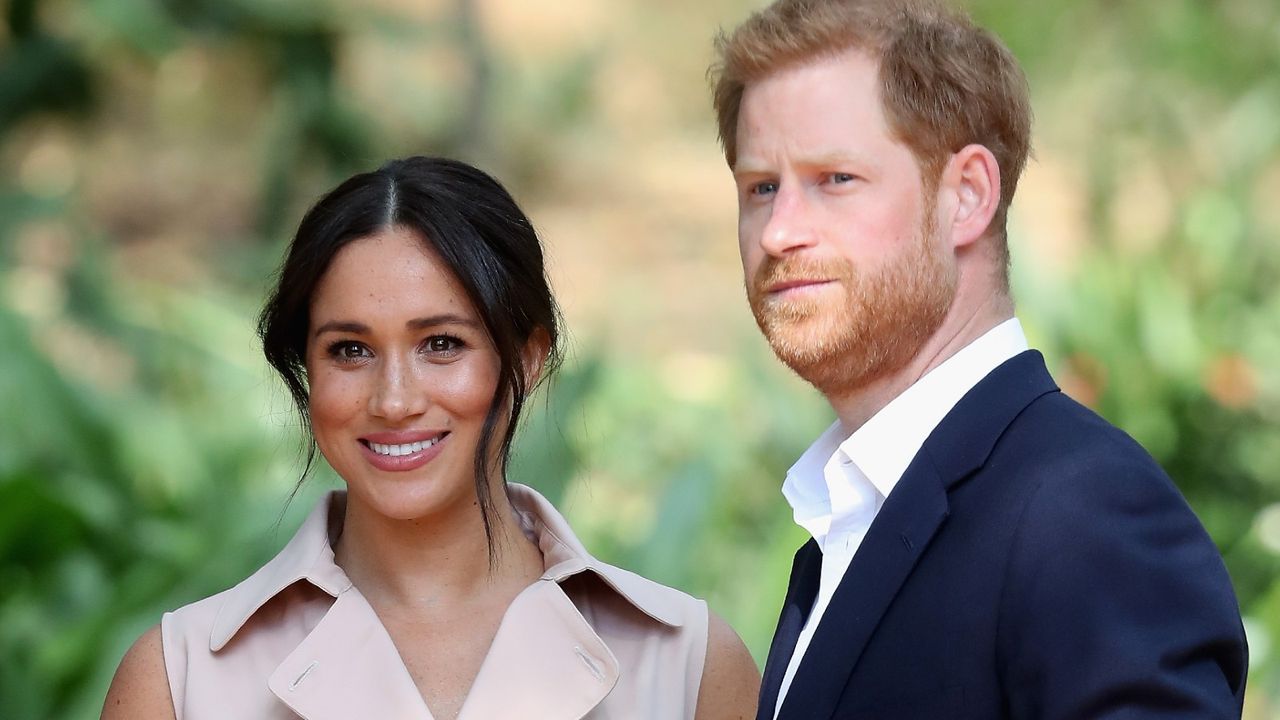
[103,157,760,719]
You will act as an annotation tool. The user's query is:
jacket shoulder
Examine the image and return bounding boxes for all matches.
[990,391,1248,716]
[997,389,1179,495]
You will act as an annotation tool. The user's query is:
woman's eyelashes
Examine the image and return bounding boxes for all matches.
[322,334,468,365]
[326,340,372,363]
[421,334,465,357]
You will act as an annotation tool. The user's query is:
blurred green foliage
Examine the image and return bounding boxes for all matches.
[1,0,1278,718]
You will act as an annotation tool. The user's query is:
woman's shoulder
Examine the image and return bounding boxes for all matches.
[102,624,177,720]
[696,610,760,719]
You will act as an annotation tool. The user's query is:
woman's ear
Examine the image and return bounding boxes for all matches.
[520,327,552,389]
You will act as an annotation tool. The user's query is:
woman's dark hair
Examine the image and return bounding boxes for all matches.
[258,156,562,558]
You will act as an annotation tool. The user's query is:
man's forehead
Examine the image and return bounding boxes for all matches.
[741,48,881,97]
[733,62,896,172]
[737,53,885,124]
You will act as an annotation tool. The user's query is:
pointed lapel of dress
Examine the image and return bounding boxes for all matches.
[210,492,351,653]
[268,588,433,720]
[756,539,821,720]
[457,580,620,719]
[450,484,683,719]
[776,350,1059,720]
[206,492,430,719]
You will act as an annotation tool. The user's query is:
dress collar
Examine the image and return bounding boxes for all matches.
[210,483,682,652]
[507,483,688,627]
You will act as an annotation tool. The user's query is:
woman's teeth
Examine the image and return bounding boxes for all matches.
[368,437,440,456]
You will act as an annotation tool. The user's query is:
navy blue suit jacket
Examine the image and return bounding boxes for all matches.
[759,351,1248,720]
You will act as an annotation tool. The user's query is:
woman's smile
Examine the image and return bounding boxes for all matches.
[358,431,451,472]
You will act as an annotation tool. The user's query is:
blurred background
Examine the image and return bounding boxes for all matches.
[1,0,1277,716]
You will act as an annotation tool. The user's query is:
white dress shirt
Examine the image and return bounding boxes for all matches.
[773,318,1030,718]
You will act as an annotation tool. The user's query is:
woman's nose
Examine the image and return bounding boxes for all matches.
[367,356,426,422]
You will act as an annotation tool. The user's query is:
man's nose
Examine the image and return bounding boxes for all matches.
[759,184,817,257]
[368,356,425,422]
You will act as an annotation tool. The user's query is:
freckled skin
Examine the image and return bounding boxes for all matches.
[306,225,501,525]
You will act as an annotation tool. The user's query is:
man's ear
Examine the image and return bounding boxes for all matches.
[520,327,552,389]
[941,143,1001,249]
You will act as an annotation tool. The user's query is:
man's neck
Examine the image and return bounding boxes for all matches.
[827,293,1014,433]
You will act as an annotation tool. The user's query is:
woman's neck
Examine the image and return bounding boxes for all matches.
[332,486,544,612]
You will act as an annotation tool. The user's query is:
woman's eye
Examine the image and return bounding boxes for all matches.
[327,341,371,361]
[423,335,463,355]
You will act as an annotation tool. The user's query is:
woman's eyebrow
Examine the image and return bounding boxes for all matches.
[405,314,481,331]
[313,315,481,338]
[312,320,368,338]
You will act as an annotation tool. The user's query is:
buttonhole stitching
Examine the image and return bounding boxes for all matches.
[574,645,605,682]
[290,660,319,691]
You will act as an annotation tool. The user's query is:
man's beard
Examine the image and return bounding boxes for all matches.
[746,219,957,398]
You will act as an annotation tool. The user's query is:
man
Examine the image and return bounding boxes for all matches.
[709,1,1248,718]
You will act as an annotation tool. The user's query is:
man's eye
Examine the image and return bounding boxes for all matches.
[751,181,778,196]
[830,172,856,184]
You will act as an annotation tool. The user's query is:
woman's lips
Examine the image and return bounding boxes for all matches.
[358,431,450,472]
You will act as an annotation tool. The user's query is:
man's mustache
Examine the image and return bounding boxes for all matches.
[751,257,852,297]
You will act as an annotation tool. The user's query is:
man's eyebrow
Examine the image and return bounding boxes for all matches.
[733,151,872,178]
[732,160,772,178]
[804,150,867,167]
[311,314,480,339]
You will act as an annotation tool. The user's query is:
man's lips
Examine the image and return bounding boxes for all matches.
[766,278,835,294]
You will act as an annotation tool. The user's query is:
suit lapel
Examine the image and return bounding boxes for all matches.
[773,351,1059,720]
[757,539,822,720]
[776,458,950,720]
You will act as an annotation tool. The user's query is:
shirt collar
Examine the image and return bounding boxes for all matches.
[210,484,681,652]
[843,317,1029,496]
[782,318,1029,542]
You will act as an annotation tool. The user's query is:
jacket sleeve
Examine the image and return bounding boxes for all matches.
[995,436,1248,720]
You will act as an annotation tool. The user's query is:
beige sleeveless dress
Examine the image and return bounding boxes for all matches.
[160,484,709,719]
